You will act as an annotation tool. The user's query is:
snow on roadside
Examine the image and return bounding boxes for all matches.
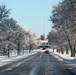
[49,49,76,74]
[0,49,38,67]
[49,49,76,64]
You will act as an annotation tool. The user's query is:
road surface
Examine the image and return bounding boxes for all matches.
[0,52,75,75]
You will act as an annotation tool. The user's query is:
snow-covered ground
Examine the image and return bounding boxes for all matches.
[0,49,39,67]
[49,49,76,63]
[49,49,76,74]
[0,49,76,74]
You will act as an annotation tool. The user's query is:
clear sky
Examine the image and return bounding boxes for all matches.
[0,0,62,38]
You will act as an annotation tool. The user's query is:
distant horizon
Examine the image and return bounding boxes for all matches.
[0,0,62,38]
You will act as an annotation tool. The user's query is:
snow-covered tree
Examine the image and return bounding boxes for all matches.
[26,30,37,52]
[50,0,76,57]
[0,4,37,57]
[0,4,10,21]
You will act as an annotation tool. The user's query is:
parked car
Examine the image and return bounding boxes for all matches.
[45,50,49,53]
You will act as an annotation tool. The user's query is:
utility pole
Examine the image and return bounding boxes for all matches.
[42,18,46,40]
[43,18,45,36]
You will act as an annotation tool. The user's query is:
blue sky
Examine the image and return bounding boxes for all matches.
[0,0,62,38]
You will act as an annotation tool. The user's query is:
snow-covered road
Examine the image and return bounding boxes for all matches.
[49,49,76,75]
[0,49,76,75]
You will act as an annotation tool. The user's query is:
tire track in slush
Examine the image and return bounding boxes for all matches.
[29,53,74,75]
[0,52,43,75]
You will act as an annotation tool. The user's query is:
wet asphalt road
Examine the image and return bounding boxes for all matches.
[0,52,75,75]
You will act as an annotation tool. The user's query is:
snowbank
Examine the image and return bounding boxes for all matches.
[49,49,76,63]
[49,49,76,74]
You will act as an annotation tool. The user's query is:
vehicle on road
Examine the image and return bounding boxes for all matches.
[45,50,49,53]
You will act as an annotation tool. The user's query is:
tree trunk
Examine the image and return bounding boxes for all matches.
[57,49,60,53]
[61,50,64,54]
[29,49,31,53]
[7,45,10,57]
[71,49,75,57]
[17,43,20,55]
[61,48,64,54]
[8,49,10,57]
[65,47,69,54]
[59,50,60,53]
[60,46,64,54]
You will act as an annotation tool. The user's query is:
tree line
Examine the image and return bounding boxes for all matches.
[0,5,37,57]
[48,0,76,57]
